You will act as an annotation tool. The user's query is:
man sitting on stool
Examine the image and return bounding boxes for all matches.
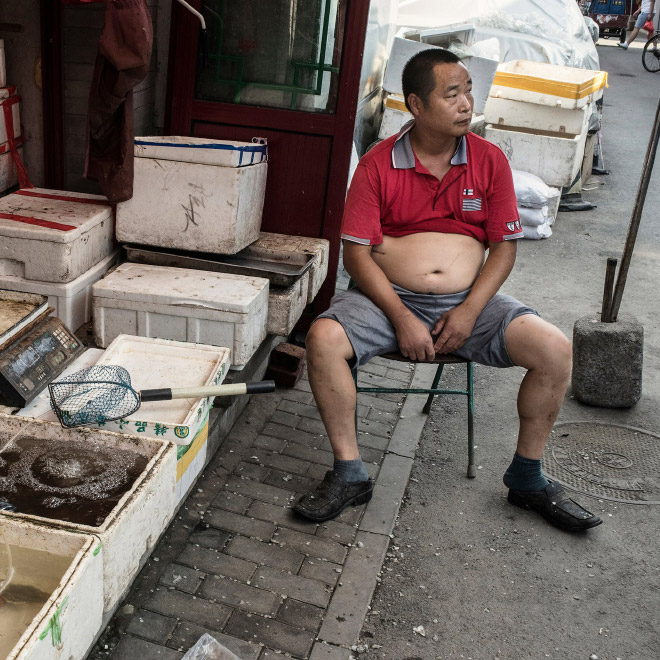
[293,49,602,533]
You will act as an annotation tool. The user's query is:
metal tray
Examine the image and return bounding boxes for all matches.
[124,244,315,288]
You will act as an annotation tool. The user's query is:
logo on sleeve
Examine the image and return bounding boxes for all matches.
[506,221,522,232]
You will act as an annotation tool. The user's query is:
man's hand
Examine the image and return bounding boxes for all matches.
[432,303,479,354]
[394,314,436,361]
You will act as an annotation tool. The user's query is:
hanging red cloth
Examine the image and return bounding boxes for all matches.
[84,0,153,203]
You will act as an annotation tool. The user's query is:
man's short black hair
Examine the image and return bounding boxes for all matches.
[401,48,462,112]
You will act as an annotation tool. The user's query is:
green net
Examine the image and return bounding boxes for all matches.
[48,365,141,428]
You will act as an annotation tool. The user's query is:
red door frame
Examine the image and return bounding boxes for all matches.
[165,0,371,319]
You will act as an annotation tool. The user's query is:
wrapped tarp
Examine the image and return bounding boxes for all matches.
[397,0,599,70]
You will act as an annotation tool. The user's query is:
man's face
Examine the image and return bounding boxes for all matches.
[409,62,474,138]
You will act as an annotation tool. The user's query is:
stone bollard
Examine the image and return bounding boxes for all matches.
[572,316,643,408]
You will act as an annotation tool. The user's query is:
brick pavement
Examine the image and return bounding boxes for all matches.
[88,355,439,660]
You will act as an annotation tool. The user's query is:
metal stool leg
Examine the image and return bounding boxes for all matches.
[422,364,444,414]
[466,361,476,478]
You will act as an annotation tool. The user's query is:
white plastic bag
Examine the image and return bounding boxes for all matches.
[518,205,547,227]
[522,221,553,240]
[182,634,242,660]
[512,169,559,208]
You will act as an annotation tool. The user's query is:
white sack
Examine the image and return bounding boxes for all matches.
[522,221,553,240]
[512,169,560,208]
[518,205,548,227]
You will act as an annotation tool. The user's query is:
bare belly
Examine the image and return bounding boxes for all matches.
[371,233,485,294]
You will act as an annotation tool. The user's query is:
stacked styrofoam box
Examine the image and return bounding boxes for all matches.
[116,136,268,255]
[0,189,116,330]
[0,85,23,194]
[92,263,269,369]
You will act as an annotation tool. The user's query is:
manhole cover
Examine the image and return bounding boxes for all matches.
[542,422,660,504]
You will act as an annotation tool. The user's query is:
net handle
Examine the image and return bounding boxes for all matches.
[140,380,275,402]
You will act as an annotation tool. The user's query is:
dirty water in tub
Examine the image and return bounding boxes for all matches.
[0,435,149,526]
[0,539,72,658]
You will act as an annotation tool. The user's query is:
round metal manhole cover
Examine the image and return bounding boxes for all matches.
[542,422,660,504]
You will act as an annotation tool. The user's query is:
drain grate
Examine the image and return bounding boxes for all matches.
[542,422,660,504]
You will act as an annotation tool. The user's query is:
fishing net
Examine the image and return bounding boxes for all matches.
[48,365,141,428]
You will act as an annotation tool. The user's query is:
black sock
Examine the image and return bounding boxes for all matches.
[503,452,550,492]
[333,458,369,483]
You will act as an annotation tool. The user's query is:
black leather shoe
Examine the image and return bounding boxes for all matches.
[293,470,373,522]
[508,481,603,532]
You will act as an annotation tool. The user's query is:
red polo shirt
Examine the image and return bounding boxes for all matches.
[341,121,522,248]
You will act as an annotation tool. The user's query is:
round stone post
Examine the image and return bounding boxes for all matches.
[572,316,644,408]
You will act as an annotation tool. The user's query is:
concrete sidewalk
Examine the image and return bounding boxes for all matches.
[88,342,445,660]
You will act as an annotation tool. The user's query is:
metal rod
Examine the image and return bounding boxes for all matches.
[610,90,660,321]
[601,257,617,322]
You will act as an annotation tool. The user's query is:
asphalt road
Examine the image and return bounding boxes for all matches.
[356,40,660,660]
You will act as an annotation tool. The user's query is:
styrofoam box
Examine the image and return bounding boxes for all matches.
[175,415,209,505]
[268,270,310,336]
[251,232,329,305]
[0,414,177,613]
[484,96,590,135]
[0,250,119,331]
[0,144,22,194]
[0,93,21,144]
[2,518,103,660]
[0,188,115,283]
[490,60,608,110]
[419,23,476,47]
[383,32,437,95]
[116,138,268,255]
[93,335,231,444]
[92,263,268,368]
[464,55,498,115]
[484,123,587,189]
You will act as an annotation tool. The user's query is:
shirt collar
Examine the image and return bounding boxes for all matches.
[391,119,468,169]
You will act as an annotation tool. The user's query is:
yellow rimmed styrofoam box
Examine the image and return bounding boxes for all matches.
[0,251,120,332]
[92,263,268,368]
[175,415,210,505]
[484,123,588,188]
[92,335,230,444]
[251,232,329,305]
[0,518,103,660]
[116,136,268,255]
[0,415,177,613]
[0,189,115,283]
[489,60,607,110]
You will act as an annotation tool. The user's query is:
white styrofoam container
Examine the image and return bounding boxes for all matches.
[1,519,103,660]
[268,270,310,336]
[134,135,267,167]
[419,23,476,47]
[383,32,437,96]
[0,414,177,613]
[175,415,210,505]
[0,251,119,332]
[116,138,268,255]
[93,335,230,444]
[0,93,21,144]
[490,60,608,110]
[484,96,590,135]
[0,189,115,283]
[484,123,587,188]
[464,55,498,115]
[379,94,410,139]
[0,144,22,194]
[92,263,268,368]
[251,232,329,305]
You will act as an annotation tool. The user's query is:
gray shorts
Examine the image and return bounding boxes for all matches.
[316,284,538,368]
[636,11,654,28]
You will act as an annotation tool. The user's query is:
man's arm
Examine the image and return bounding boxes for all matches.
[433,240,517,353]
[343,240,437,361]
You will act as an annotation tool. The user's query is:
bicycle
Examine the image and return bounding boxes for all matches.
[642,30,660,72]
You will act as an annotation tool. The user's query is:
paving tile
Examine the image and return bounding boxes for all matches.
[210,491,252,515]
[269,410,300,427]
[359,362,388,377]
[252,434,287,452]
[222,475,296,507]
[225,535,305,572]
[254,565,333,608]
[264,469,317,494]
[201,574,282,615]
[272,527,347,564]
[309,641,352,660]
[235,461,272,481]
[126,608,178,644]
[112,634,183,660]
[248,451,311,476]
[356,393,404,412]
[356,432,390,452]
[159,563,204,594]
[299,558,341,586]
[203,508,277,540]
[296,417,328,435]
[224,610,314,658]
[177,545,256,581]
[357,445,385,465]
[246,500,317,534]
[318,530,390,647]
[188,524,232,551]
[293,378,312,393]
[277,398,322,420]
[316,520,358,545]
[276,598,324,632]
[306,463,332,481]
[282,443,334,466]
[280,388,315,405]
[167,622,261,660]
[357,418,393,438]
[366,407,398,424]
[262,422,320,445]
[144,588,232,632]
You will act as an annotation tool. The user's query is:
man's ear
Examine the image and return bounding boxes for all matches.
[408,93,422,118]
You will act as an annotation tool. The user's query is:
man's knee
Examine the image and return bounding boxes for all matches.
[507,315,572,375]
[307,318,354,362]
